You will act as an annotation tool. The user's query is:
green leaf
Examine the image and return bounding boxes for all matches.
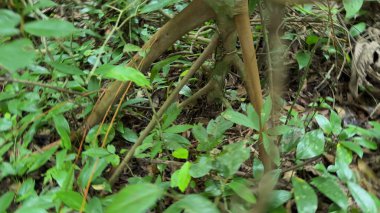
[105,183,163,213]
[0,9,21,36]
[95,65,150,87]
[340,141,363,158]
[267,125,292,136]
[296,51,311,70]
[53,114,71,149]
[82,147,110,158]
[222,109,258,130]
[347,182,377,213]
[269,190,292,209]
[215,142,250,177]
[0,117,12,132]
[24,19,77,37]
[165,124,193,134]
[315,114,332,134]
[0,39,36,72]
[162,133,190,150]
[292,177,318,213]
[123,43,141,53]
[56,191,84,211]
[349,22,366,37]
[247,104,260,130]
[343,0,363,18]
[27,146,58,173]
[306,34,319,45]
[164,194,219,213]
[296,130,325,160]
[150,55,181,82]
[192,124,208,151]
[140,0,181,14]
[49,61,84,75]
[311,177,348,210]
[207,116,233,139]
[0,191,14,212]
[171,162,191,192]
[190,156,213,178]
[335,144,354,182]
[227,180,256,204]
[354,137,377,150]
[252,158,264,179]
[262,96,272,124]
[262,133,280,166]
[172,148,189,159]
[329,110,342,135]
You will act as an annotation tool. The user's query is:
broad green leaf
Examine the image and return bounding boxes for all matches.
[215,142,250,177]
[354,137,377,150]
[164,194,219,213]
[296,51,311,70]
[190,156,213,178]
[247,104,260,130]
[105,183,164,213]
[150,55,181,81]
[86,197,102,213]
[267,125,292,136]
[165,124,193,134]
[27,146,58,173]
[82,147,110,158]
[0,9,21,36]
[262,96,272,124]
[329,110,342,135]
[140,0,181,14]
[296,130,325,160]
[340,141,363,158]
[311,177,348,210]
[162,104,181,129]
[306,34,319,45]
[172,148,189,159]
[269,190,292,209]
[49,61,84,75]
[222,109,258,130]
[292,177,318,213]
[335,144,354,182]
[206,116,233,139]
[56,191,84,211]
[192,124,208,151]
[343,0,363,18]
[171,162,191,192]
[24,19,77,37]
[123,43,141,53]
[95,65,150,87]
[252,158,264,179]
[227,180,256,204]
[262,133,280,166]
[0,39,36,71]
[349,22,366,37]
[347,182,377,213]
[53,114,71,149]
[315,114,332,134]
[0,191,14,212]
[0,117,12,131]
[162,133,190,150]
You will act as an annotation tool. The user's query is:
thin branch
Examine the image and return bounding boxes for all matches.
[0,77,93,96]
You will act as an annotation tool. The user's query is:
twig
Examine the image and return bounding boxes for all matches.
[0,77,91,96]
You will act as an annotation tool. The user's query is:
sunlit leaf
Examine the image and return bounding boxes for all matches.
[296,51,311,70]
[95,65,150,87]
[0,9,21,36]
[348,182,377,213]
[0,191,14,212]
[24,19,77,37]
[164,194,219,213]
[56,191,84,211]
[292,177,318,213]
[311,177,348,210]
[53,114,71,149]
[343,0,363,18]
[0,39,36,71]
[172,148,189,159]
[105,183,164,213]
[296,130,325,160]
